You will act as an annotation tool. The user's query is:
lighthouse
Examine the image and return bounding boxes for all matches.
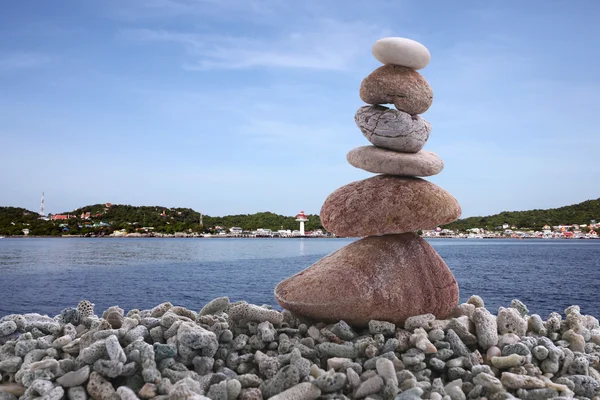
[295,211,309,236]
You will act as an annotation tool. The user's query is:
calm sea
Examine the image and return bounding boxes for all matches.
[0,238,599,319]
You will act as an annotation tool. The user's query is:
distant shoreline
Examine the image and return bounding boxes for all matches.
[1,235,599,240]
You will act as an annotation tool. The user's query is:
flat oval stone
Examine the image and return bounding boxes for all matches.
[360,65,433,115]
[355,105,431,153]
[347,146,443,177]
[372,37,431,70]
[320,175,461,237]
[275,233,459,326]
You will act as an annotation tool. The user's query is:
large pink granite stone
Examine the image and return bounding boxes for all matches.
[320,175,461,238]
[274,233,459,326]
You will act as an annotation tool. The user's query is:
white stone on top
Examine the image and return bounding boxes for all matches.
[372,37,431,70]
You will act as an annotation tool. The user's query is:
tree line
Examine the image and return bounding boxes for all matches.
[0,204,324,236]
[442,198,600,231]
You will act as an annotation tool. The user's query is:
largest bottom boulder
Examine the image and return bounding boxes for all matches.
[274,233,458,326]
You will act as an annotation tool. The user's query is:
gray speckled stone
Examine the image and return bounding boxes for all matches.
[446,329,469,358]
[0,321,17,337]
[56,365,90,388]
[497,307,527,337]
[260,365,300,398]
[472,308,498,350]
[199,297,230,316]
[269,382,321,400]
[86,372,117,400]
[66,386,87,400]
[354,106,432,153]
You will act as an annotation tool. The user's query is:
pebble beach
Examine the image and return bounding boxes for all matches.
[1,297,599,400]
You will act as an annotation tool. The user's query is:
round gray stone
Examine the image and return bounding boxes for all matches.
[347,146,443,177]
[355,105,431,153]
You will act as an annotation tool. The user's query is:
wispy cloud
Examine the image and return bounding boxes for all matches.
[0,53,53,72]
[121,18,388,70]
[108,0,285,22]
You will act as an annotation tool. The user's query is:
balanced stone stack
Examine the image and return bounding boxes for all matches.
[275,37,462,326]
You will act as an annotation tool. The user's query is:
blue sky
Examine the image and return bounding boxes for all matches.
[1,1,599,218]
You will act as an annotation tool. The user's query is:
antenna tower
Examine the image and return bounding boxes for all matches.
[40,192,45,216]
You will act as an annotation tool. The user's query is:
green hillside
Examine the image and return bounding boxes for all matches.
[3,197,599,236]
[443,198,600,231]
[68,204,324,233]
[0,207,64,236]
[0,204,323,236]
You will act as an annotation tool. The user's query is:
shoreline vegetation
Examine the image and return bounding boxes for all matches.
[2,235,600,240]
[1,197,600,239]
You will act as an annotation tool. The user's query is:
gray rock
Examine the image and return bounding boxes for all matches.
[15,338,38,357]
[200,297,230,316]
[207,380,228,400]
[500,372,545,390]
[473,308,498,350]
[268,382,320,400]
[369,320,396,335]
[314,370,347,393]
[86,371,117,400]
[510,299,529,317]
[257,321,276,343]
[67,386,87,400]
[0,321,17,337]
[355,375,384,398]
[239,387,262,400]
[105,335,126,363]
[317,343,357,358]
[472,372,503,393]
[428,329,445,342]
[219,330,233,343]
[497,307,527,337]
[0,393,17,400]
[177,323,218,356]
[435,348,454,361]
[401,348,425,366]
[404,314,436,331]
[289,349,310,379]
[502,342,530,357]
[115,386,139,400]
[40,386,65,400]
[376,358,397,386]
[254,350,280,379]
[565,375,599,397]
[226,379,242,399]
[260,365,300,398]
[347,146,443,177]
[568,354,589,375]
[57,365,91,388]
[330,321,357,341]
[228,304,283,325]
[394,387,424,400]
[124,325,149,344]
[0,356,22,373]
[531,345,548,361]
[429,357,445,371]
[354,105,431,152]
[446,329,469,357]
[78,340,107,364]
[93,359,123,378]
